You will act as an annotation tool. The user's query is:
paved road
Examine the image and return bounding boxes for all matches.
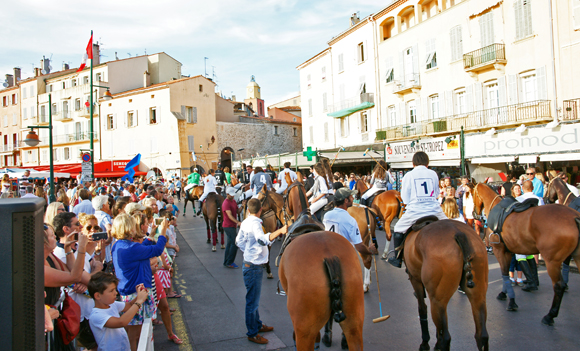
[161,201,580,350]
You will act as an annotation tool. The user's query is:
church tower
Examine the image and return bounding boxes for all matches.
[246,75,261,99]
[244,75,265,117]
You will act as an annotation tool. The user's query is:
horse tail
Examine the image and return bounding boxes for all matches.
[395,192,404,218]
[323,256,346,323]
[454,232,475,289]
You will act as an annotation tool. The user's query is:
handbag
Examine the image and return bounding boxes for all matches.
[51,257,82,345]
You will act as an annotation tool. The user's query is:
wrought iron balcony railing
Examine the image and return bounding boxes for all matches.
[328,93,374,113]
[463,43,506,71]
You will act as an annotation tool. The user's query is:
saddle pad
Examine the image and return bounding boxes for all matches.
[406,215,440,235]
[366,190,385,207]
[487,197,538,236]
[287,210,325,236]
[568,196,580,212]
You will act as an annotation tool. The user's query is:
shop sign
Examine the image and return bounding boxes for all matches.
[112,160,129,172]
[385,136,460,163]
[465,124,580,158]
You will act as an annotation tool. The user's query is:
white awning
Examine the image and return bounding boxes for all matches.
[471,156,515,164]
[429,159,460,167]
[539,153,580,162]
[517,155,538,163]
[391,162,414,169]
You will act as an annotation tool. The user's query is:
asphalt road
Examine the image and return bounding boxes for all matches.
[157,201,580,350]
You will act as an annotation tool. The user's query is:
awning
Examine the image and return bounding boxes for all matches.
[93,171,147,178]
[518,155,538,163]
[327,102,374,118]
[391,162,414,169]
[429,159,461,167]
[539,153,580,162]
[471,156,515,164]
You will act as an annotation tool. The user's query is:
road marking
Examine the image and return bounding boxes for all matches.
[185,295,192,302]
[265,333,287,350]
[168,298,194,351]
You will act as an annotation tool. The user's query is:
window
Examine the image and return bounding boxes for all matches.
[187,136,194,151]
[425,39,437,69]
[274,126,279,135]
[40,105,46,122]
[357,42,365,63]
[12,94,16,105]
[384,57,394,83]
[293,127,297,136]
[48,85,53,92]
[107,114,115,130]
[53,148,58,161]
[360,112,368,133]
[450,25,463,61]
[127,111,135,127]
[308,99,312,117]
[3,115,7,127]
[42,150,48,162]
[388,105,397,127]
[29,86,34,97]
[338,53,344,72]
[322,93,328,112]
[51,103,57,115]
[186,106,197,123]
[455,90,466,114]
[514,0,533,40]
[486,83,500,109]
[430,95,440,119]
[408,100,417,123]
[521,73,537,102]
[341,116,349,137]
[149,107,157,124]
[324,122,329,142]
[309,126,314,144]
[96,73,102,82]
[24,150,28,163]
[64,147,70,160]
[321,67,326,82]
[75,98,81,111]
[83,76,89,85]
[480,12,495,47]
[2,96,6,107]
[62,82,66,89]
[62,101,69,119]
[307,74,311,89]
[23,88,27,99]
[72,79,77,87]
[30,106,35,118]
[23,108,27,120]
[199,84,203,92]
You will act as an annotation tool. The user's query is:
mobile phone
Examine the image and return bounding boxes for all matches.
[92,232,108,241]
[155,218,164,226]
[74,233,78,241]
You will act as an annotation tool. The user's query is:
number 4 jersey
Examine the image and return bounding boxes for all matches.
[400,165,441,212]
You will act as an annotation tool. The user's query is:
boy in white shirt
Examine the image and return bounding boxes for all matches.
[88,272,149,351]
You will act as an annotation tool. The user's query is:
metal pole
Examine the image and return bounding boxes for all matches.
[460,127,465,176]
[90,29,94,181]
[48,94,55,203]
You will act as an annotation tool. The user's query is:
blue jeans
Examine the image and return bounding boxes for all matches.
[223,227,238,266]
[243,262,263,337]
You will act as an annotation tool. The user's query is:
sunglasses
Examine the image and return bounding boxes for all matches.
[526,173,534,175]
[43,224,49,230]
[85,225,101,231]
[57,208,65,212]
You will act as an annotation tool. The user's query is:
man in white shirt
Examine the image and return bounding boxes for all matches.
[516,180,545,205]
[235,198,287,345]
[388,152,448,268]
[276,162,297,194]
[73,189,95,215]
[197,169,218,216]
[21,185,38,198]
[18,170,32,197]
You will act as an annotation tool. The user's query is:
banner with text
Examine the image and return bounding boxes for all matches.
[385,136,460,163]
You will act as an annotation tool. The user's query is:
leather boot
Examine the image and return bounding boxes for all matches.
[387,232,405,268]
[519,260,538,292]
[528,258,539,286]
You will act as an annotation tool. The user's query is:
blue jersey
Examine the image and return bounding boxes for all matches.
[323,208,362,246]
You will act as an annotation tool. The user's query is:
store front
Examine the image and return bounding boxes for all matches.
[31,160,148,179]
[385,135,461,190]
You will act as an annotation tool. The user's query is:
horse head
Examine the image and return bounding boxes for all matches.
[257,184,272,211]
[472,182,501,219]
[545,170,567,204]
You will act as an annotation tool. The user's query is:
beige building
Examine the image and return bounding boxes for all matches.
[0,82,21,167]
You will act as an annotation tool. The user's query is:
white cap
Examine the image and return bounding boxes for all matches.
[194,168,198,171]
[226,187,236,196]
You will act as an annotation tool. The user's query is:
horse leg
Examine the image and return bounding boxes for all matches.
[183,197,188,216]
[204,217,210,244]
[541,259,567,326]
[294,326,319,351]
[466,287,489,351]
[265,246,273,279]
[363,267,371,293]
[322,315,334,347]
[381,215,393,260]
[210,219,218,248]
[409,277,430,351]
[431,301,451,351]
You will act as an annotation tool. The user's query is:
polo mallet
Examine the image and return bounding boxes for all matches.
[372,256,390,323]
[199,144,211,170]
[330,146,345,167]
[363,148,390,174]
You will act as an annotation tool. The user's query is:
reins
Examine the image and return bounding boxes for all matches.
[546,176,574,206]
[474,183,502,217]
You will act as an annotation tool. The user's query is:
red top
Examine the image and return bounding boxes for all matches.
[222,198,238,228]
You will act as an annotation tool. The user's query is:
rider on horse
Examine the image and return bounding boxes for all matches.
[276,162,297,194]
[184,168,201,197]
[197,169,218,216]
[360,160,394,207]
[306,163,330,218]
[215,164,226,196]
[250,167,273,198]
[388,151,448,268]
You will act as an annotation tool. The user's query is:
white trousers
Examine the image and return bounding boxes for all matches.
[393,208,448,233]
[184,183,198,192]
[199,189,214,202]
[276,184,288,194]
[361,185,386,200]
[245,189,254,200]
[310,197,328,214]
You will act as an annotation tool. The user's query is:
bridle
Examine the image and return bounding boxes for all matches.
[473,183,502,218]
[546,176,573,206]
[258,188,286,226]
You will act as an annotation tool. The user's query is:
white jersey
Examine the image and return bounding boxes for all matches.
[323,208,362,246]
[278,168,297,188]
[203,175,217,193]
[400,165,441,213]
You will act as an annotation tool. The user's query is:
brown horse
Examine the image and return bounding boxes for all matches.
[183,186,204,216]
[545,173,578,207]
[256,185,286,279]
[279,231,364,351]
[347,205,377,292]
[404,219,489,351]
[472,182,580,325]
[202,192,225,249]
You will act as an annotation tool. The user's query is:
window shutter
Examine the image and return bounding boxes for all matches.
[124,112,127,128]
[309,126,313,144]
[31,106,35,117]
[474,82,483,111]
[397,49,405,83]
[450,27,457,61]
[113,113,117,129]
[498,76,507,106]
[135,110,138,126]
[338,53,344,72]
[574,0,580,30]
[29,86,33,97]
[324,122,329,142]
[13,113,17,125]
[412,44,419,78]
[466,85,474,113]
[188,135,194,151]
[64,124,69,136]
[456,26,463,60]
[508,75,518,105]
[488,13,495,45]
[23,108,27,120]
[422,98,429,120]
[523,0,533,38]
[181,105,186,120]
[537,66,547,100]
[397,102,404,125]
[3,115,6,127]
[437,95,445,118]
[23,88,27,99]
[322,93,327,112]
[146,109,151,124]
[157,106,160,124]
[192,107,197,123]
[514,0,523,39]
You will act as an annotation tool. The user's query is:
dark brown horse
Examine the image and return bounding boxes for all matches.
[183,186,204,216]
[202,192,225,249]
[404,219,489,351]
[256,185,286,279]
[473,182,580,325]
[545,173,578,207]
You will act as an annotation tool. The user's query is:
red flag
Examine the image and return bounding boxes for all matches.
[77,34,93,72]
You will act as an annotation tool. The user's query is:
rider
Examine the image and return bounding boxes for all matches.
[276,162,297,194]
[250,167,273,198]
[388,151,448,268]
[323,187,373,263]
[360,160,394,207]
[223,166,232,186]
[265,165,277,185]
[306,163,329,219]
[243,165,255,200]
[215,164,226,196]
[197,169,217,216]
[184,168,201,197]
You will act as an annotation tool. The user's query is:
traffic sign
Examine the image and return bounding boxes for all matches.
[82,153,91,162]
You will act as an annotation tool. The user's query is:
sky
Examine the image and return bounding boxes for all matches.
[0,0,392,105]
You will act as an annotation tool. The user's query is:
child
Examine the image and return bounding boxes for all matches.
[88,272,149,351]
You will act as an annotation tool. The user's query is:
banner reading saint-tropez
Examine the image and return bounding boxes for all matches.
[465,124,580,158]
[384,136,460,163]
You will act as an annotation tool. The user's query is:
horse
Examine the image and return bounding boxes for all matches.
[183,185,204,216]
[354,179,403,259]
[202,192,225,249]
[545,173,579,207]
[404,219,489,351]
[472,182,580,326]
[256,185,286,279]
[347,205,378,293]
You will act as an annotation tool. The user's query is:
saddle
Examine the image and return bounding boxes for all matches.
[568,196,580,212]
[314,194,335,222]
[275,210,325,267]
[396,216,440,255]
[361,189,385,207]
[487,197,538,243]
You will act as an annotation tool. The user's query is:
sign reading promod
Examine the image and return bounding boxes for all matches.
[385,136,460,163]
[465,124,580,158]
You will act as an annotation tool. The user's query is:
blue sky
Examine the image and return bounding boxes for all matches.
[0,0,390,105]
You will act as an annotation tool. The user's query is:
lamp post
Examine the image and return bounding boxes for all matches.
[24,94,55,202]
[89,84,112,181]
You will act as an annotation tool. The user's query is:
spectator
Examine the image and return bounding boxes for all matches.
[93,195,114,266]
[113,200,128,217]
[125,202,147,216]
[455,175,469,217]
[111,213,168,350]
[348,173,356,190]
[1,174,11,194]
[332,173,345,190]
[223,187,241,268]
[22,185,38,198]
[167,196,179,217]
[501,172,518,197]
[45,202,65,225]
[57,189,70,211]
[517,180,545,205]
[463,185,478,237]
[126,185,138,203]
[18,170,32,197]
[525,167,544,198]
[88,272,149,351]
[441,198,465,223]
[73,189,95,215]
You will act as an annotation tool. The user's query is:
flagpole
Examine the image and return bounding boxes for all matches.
[89,30,94,181]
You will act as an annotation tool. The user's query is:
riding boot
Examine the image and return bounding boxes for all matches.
[528,258,539,287]
[387,232,405,268]
[360,198,367,207]
[519,260,538,292]
[196,201,204,216]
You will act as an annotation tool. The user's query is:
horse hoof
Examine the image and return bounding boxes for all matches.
[341,334,348,350]
[381,253,388,260]
[419,342,430,351]
[322,333,332,347]
[496,292,507,301]
[541,315,554,326]
[267,273,273,279]
[363,285,369,293]
[183,213,185,217]
[207,239,211,244]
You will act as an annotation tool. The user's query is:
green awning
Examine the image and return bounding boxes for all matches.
[327,101,374,118]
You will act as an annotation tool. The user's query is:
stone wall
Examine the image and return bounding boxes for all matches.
[217,121,302,160]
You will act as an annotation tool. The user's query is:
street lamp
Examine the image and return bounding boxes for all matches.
[88,85,112,181]
[25,93,56,202]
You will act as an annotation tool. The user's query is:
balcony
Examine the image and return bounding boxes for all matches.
[79,108,98,119]
[26,132,100,147]
[393,73,421,95]
[0,143,20,154]
[463,43,506,75]
[563,98,580,121]
[54,109,73,122]
[327,93,375,118]
[376,100,552,141]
